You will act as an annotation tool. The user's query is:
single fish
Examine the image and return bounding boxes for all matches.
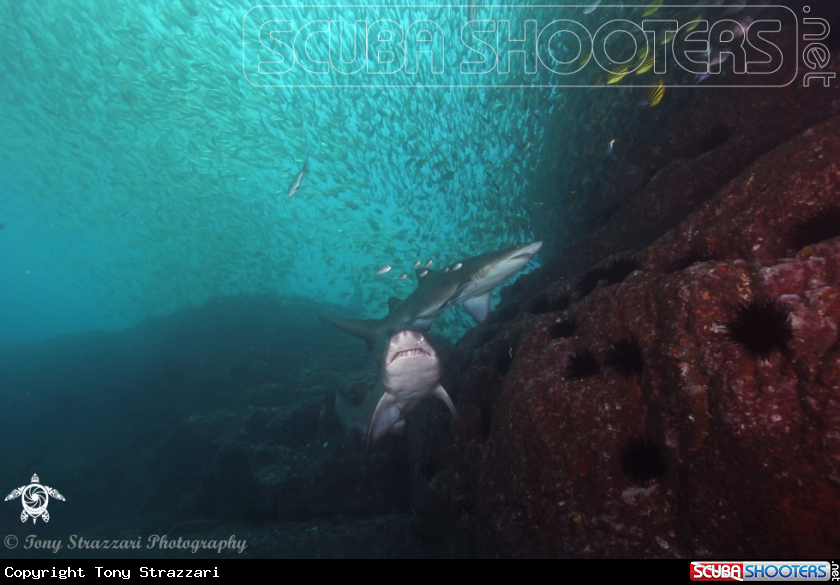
[604,139,616,156]
[287,155,309,198]
[320,242,543,350]
[424,259,433,268]
[398,273,408,280]
[452,263,462,271]
[583,0,601,14]
[335,330,457,449]
[371,330,457,450]
[646,80,666,107]
[376,265,392,275]
[411,260,421,268]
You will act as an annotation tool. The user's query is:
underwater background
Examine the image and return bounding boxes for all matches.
[1,0,840,558]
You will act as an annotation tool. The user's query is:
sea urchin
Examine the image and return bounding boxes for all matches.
[605,338,645,380]
[725,298,793,360]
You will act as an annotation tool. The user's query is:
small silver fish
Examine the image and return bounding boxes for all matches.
[397,273,407,280]
[376,265,392,275]
[424,260,433,268]
[418,269,429,278]
[287,155,309,198]
[444,267,450,272]
[411,260,421,268]
[452,263,463,271]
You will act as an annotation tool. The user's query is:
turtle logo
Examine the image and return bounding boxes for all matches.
[4,474,65,524]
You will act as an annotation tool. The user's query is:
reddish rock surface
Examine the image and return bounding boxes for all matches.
[410,115,840,557]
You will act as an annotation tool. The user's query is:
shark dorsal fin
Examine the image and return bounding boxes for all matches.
[415,268,435,285]
[387,297,402,313]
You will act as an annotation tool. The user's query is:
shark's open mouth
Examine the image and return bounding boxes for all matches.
[390,348,431,364]
[512,252,534,261]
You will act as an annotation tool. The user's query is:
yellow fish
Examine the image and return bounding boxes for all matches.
[593,73,604,86]
[636,52,655,75]
[579,51,592,66]
[646,79,666,107]
[661,30,675,45]
[607,65,629,84]
[643,0,663,18]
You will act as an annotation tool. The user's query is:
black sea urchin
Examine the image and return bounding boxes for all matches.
[725,298,793,360]
[789,207,840,251]
[566,349,600,379]
[621,436,667,483]
[605,338,645,380]
[550,319,577,339]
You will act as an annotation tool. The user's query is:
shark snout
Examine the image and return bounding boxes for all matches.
[513,241,542,260]
[387,330,435,364]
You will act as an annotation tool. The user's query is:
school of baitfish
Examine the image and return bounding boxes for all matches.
[0,0,761,339]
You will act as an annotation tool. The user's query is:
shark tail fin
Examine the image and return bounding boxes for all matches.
[319,316,381,351]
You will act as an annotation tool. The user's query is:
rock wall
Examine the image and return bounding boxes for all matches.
[409,115,840,558]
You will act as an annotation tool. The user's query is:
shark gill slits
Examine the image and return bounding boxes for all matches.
[566,349,600,379]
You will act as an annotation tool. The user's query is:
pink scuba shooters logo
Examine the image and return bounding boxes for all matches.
[240,4,819,88]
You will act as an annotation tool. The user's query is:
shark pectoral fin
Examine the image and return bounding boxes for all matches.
[367,392,401,452]
[319,316,381,351]
[408,319,433,332]
[387,297,402,313]
[462,293,491,324]
[390,420,407,437]
[433,384,459,424]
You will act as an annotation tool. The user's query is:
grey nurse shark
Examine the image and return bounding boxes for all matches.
[335,329,457,451]
[320,241,542,350]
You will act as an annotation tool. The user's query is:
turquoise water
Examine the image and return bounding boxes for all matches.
[0,1,567,345]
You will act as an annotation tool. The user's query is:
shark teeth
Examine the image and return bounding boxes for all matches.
[390,348,430,363]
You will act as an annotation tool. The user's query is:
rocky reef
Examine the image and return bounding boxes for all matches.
[410,114,840,558]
